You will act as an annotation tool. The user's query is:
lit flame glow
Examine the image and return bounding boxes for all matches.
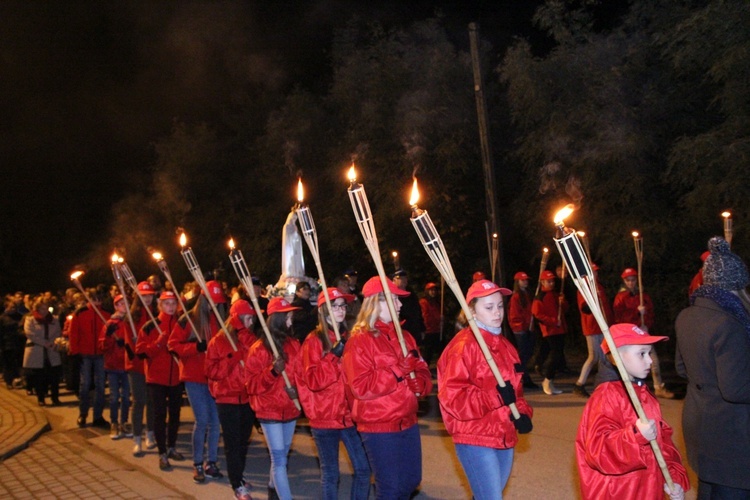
[576,231,586,238]
[392,251,398,258]
[228,238,235,250]
[111,252,119,263]
[543,247,549,253]
[553,204,575,226]
[347,164,357,183]
[632,231,640,238]
[722,211,732,219]
[70,271,83,280]
[152,251,163,261]
[409,178,420,206]
[179,232,187,247]
[297,178,304,203]
[492,233,498,239]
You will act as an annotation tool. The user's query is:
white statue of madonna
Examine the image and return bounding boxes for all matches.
[277,210,305,288]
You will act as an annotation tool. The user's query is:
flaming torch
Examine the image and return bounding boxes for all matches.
[528,247,550,332]
[722,211,733,247]
[69,270,108,323]
[228,238,301,409]
[347,165,417,387]
[409,177,521,419]
[294,178,340,342]
[553,205,675,489]
[151,250,202,342]
[632,231,645,328]
[110,253,138,342]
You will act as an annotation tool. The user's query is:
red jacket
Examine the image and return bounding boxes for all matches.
[298,329,353,429]
[577,284,615,336]
[508,291,532,333]
[69,305,110,356]
[438,326,533,449]
[168,314,221,384]
[419,297,441,335]
[205,329,253,405]
[341,320,433,433]
[576,381,689,499]
[613,290,654,330]
[688,270,702,297]
[99,316,126,372]
[135,311,180,386]
[124,311,149,374]
[532,290,568,337]
[245,337,302,421]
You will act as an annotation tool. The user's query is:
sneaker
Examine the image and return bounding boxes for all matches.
[655,383,675,399]
[110,423,123,440]
[234,485,253,500]
[572,384,590,398]
[146,431,157,450]
[159,454,171,470]
[167,448,185,461]
[91,417,110,429]
[132,437,143,457]
[542,378,562,395]
[204,461,224,479]
[121,422,133,438]
[76,416,87,428]
[193,464,205,484]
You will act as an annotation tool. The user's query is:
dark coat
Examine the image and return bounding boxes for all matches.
[675,296,750,489]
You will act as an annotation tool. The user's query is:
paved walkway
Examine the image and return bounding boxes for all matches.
[0,386,50,461]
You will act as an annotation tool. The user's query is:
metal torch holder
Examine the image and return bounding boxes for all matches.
[70,277,108,324]
[111,262,139,342]
[296,204,341,342]
[554,228,674,488]
[411,208,520,419]
[154,258,202,342]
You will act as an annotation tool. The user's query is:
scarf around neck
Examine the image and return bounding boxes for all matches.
[691,285,750,338]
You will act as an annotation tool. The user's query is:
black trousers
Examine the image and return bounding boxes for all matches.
[27,364,62,402]
[147,383,183,454]
[542,334,566,380]
[217,403,256,489]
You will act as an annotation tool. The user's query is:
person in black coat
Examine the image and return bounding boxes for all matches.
[392,269,426,343]
[676,236,750,498]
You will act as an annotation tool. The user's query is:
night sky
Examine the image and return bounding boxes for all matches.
[0,1,548,293]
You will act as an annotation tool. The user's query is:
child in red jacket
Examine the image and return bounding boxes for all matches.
[576,323,689,500]
[99,295,130,440]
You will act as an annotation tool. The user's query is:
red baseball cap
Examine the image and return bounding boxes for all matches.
[113,294,124,305]
[267,297,300,315]
[325,287,355,303]
[361,276,410,298]
[159,291,178,302]
[601,323,668,354]
[137,281,156,295]
[424,282,438,291]
[590,263,600,271]
[513,271,530,280]
[230,299,256,317]
[203,280,227,304]
[621,268,638,279]
[472,271,486,282]
[540,270,557,280]
[466,280,512,303]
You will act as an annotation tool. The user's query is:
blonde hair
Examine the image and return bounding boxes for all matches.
[351,294,383,334]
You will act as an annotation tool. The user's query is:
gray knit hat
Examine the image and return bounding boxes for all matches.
[702,236,749,291]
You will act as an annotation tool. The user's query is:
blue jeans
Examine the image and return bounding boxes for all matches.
[79,355,105,420]
[361,424,422,500]
[184,382,220,464]
[107,370,130,424]
[259,419,297,500]
[455,444,514,500]
[311,426,371,500]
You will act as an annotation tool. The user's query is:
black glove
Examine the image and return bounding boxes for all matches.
[512,413,533,434]
[115,338,125,348]
[330,341,345,357]
[272,357,286,375]
[284,386,299,401]
[124,343,135,360]
[496,381,516,406]
[196,340,207,353]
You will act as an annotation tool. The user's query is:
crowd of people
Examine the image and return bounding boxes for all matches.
[1,236,749,499]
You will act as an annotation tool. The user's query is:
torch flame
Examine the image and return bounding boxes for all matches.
[543,247,549,253]
[632,231,640,238]
[297,178,304,203]
[347,164,357,183]
[409,177,420,206]
[492,233,498,239]
[70,271,83,280]
[392,251,398,258]
[553,204,575,226]
[577,231,586,238]
[111,252,119,263]
[722,211,731,219]
[152,251,163,261]
[228,238,235,250]
[179,232,187,248]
